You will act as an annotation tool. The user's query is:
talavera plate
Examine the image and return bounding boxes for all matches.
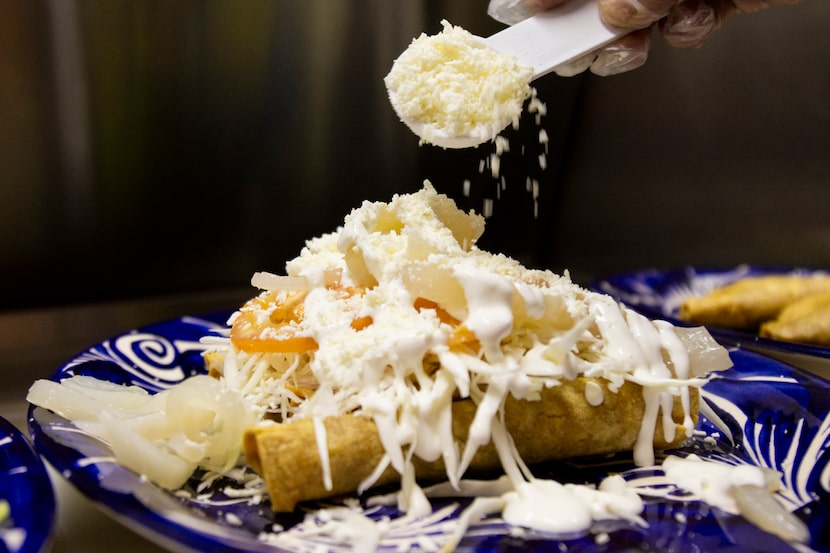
[27,312,830,552]
[0,415,55,553]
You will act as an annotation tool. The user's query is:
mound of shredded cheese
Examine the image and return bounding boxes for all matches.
[385,20,533,148]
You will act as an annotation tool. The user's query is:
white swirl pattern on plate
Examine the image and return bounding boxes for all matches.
[625,383,829,513]
[62,315,226,391]
[27,313,830,552]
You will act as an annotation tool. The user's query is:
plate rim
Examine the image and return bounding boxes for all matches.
[0,414,56,553]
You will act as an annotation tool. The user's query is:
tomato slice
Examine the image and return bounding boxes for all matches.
[413,297,460,325]
[231,325,318,353]
[231,290,318,353]
[350,316,374,331]
[231,286,371,354]
[414,297,480,352]
[231,289,481,355]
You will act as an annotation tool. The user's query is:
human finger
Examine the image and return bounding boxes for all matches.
[660,0,718,48]
[553,26,651,77]
[488,0,530,25]
[599,0,677,29]
[487,0,569,25]
[660,0,803,48]
[590,28,651,75]
[526,0,570,9]
[553,50,598,77]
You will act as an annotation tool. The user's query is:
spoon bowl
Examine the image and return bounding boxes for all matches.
[387,0,625,149]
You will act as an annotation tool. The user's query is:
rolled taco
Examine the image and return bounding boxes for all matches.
[245,377,697,512]
[209,182,731,514]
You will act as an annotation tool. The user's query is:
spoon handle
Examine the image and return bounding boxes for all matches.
[484,0,625,80]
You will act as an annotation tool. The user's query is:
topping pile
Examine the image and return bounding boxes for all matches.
[385,21,533,148]
[213,182,731,510]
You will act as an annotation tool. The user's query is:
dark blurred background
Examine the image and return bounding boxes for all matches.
[2,0,828,311]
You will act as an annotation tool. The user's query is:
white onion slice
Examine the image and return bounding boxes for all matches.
[674,326,734,377]
[732,484,810,544]
[250,272,309,291]
[27,375,257,489]
[27,376,153,419]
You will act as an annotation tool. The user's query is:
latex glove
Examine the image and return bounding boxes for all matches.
[600,0,804,48]
[488,0,650,75]
[488,0,805,76]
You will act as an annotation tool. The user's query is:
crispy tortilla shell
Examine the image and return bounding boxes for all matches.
[244,377,697,512]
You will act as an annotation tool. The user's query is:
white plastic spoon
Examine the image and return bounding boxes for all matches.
[485,0,624,80]
[387,0,625,149]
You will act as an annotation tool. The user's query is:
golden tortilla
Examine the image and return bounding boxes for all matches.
[244,377,697,512]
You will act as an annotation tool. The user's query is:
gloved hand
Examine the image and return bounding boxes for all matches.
[488,0,805,76]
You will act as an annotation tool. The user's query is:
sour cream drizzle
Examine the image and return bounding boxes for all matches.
[455,267,515,362]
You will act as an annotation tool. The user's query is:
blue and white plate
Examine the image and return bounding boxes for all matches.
[592,265,830,358]
[0,416,55,553]
[27,312,830,552]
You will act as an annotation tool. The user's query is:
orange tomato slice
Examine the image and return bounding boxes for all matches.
[413,297,460,325]
[231,290,318,353]
[350,316,374,331]
[231,286,371,354]
[414,297,480,352]
[447,324,480,352]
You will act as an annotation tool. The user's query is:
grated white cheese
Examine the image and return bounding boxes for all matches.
[458,78,549,222]
[482,197,494,218]
[539,128,549,149]
[385,20,533,149]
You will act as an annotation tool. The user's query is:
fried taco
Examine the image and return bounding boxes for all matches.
[208,183,731,513]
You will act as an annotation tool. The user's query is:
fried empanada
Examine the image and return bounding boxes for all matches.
[679,275,830,330]
[760,291,830,346]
